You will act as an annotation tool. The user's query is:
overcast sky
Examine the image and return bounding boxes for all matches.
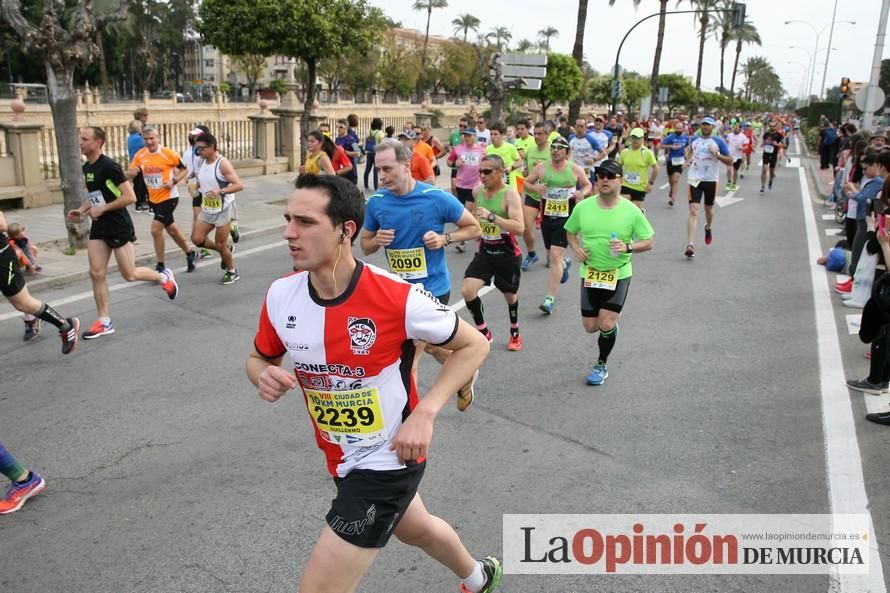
[370,0,889,99]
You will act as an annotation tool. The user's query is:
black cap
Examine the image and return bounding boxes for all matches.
[597,159,623,177]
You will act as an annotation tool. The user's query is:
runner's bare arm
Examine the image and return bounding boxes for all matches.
[499,189,525,235]
[452,208,483,241]
[219,159,245,195]
[390,319,489,464]
[246,347,294,403]
[573,164,594,197]
[523,162,547,193]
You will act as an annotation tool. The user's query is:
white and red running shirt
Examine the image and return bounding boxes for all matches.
[254,261,458,477]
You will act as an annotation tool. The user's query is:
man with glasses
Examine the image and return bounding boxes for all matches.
[461,155,525,351]
[447,127,487,252]
[566,159,654,385]
[523,136,593,315]
[475,117,491,147]
[684,116,732,258]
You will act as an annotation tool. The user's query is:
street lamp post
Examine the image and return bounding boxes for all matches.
[788,46,814,105]
[785,17,855,100]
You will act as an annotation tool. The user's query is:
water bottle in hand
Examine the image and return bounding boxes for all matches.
[610,232,619,257]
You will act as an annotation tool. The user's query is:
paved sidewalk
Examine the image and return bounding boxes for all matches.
[2,172,298,292]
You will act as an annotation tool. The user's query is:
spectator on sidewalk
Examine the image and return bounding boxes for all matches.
[819,119,838,170]
[363,117,384,191]
[7,222,40,273]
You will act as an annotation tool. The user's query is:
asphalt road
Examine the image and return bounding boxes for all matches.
[1,142,888,593]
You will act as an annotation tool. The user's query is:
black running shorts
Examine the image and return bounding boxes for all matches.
[152,198,179,227]
[762,151,778,168]
[464,251,521,294]
[0,247,25,298]
[326,461,425,548]
[580,276,631,317]
[688,181,718,206]
[667,163,683,176]
[455,187,475,205]
[523,194,542,208]
[541,216,569,250]
[621,187,647,202]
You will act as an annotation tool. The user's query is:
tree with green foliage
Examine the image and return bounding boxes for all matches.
[879,59,890,109]
[656,73,696,115]
[377,32,422,97]
[0,0,128,249]
[537,26,558,51]
[568,0,589,122]
[412,0,447,67]
[586,75,613,108]
[451,13,479,43]
[728,18,760,107]
[622,77,651,114]
[230,54,267,99]
[678,0,731,110]
[438,40,483,97]
[197,0,380,163]
[514,53,582,120]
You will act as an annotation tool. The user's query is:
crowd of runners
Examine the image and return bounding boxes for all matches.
[0,104,819,593]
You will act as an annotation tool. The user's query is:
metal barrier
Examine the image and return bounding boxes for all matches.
[39,127,59,179]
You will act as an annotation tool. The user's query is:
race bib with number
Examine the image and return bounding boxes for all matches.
[144,173,163,189]
[543,187,572,217]
[764,144,775,154]
[87,190,106,207]
[671,156,685,166]
[201,194,223,213]
[584,268,618,290]
[462,152,481,166]
[305,387,385,447]
[386,247,428,280]
[624,172,641,186]
[480,221,502,241]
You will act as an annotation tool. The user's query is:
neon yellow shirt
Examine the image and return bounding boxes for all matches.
[618,147,658,191]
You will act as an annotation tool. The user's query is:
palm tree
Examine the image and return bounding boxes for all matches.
[537,26,559,51]
[516,39,536,53]
[728,19,761,106]
[486,26,512,52]
[609,0,671,115]
[569,0,590,122]
[741,56,769,101]
[413,0,449,67]
[708,10,734,93]
[678,0,731,110]
[451,13,480,43]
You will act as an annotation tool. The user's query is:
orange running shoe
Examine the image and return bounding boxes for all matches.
[507,334,523,351]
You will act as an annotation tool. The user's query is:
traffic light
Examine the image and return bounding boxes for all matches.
[840,77,851,99]
[731,2,746,28]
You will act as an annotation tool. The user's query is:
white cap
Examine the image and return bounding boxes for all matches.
[189,128,204,137]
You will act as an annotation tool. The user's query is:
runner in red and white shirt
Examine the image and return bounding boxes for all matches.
[246,174,501,593]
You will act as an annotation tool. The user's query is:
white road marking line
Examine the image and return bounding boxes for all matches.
[846,314,861,335]
[799,165,886,593]
[449,284,495,313]
[865,393,890,415]
[825,228,843,237]
[0,240,288,323]
[822,214,837,221]
[659,182,670,190]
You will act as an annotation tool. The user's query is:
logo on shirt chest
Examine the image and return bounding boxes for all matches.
[286,315,297,329]
[347,317,377,355]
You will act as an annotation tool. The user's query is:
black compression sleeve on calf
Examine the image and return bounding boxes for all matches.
[508,301,519,325]
[597,326,618,364]
[36,303,66,329]
[466,296,485,326]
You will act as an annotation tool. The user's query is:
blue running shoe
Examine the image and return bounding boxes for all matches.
[586,363,609,385]
[520,253,539,271]
[539,296,554,315]
[560,257,572,284]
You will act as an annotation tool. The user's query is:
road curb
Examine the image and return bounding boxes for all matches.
[26,223,287,293]
[799,141,829,200]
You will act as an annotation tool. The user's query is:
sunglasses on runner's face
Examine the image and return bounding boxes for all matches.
[479,168,497,175]
[597,171,621,180]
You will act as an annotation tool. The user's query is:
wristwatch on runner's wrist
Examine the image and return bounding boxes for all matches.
[487,212,496,222]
